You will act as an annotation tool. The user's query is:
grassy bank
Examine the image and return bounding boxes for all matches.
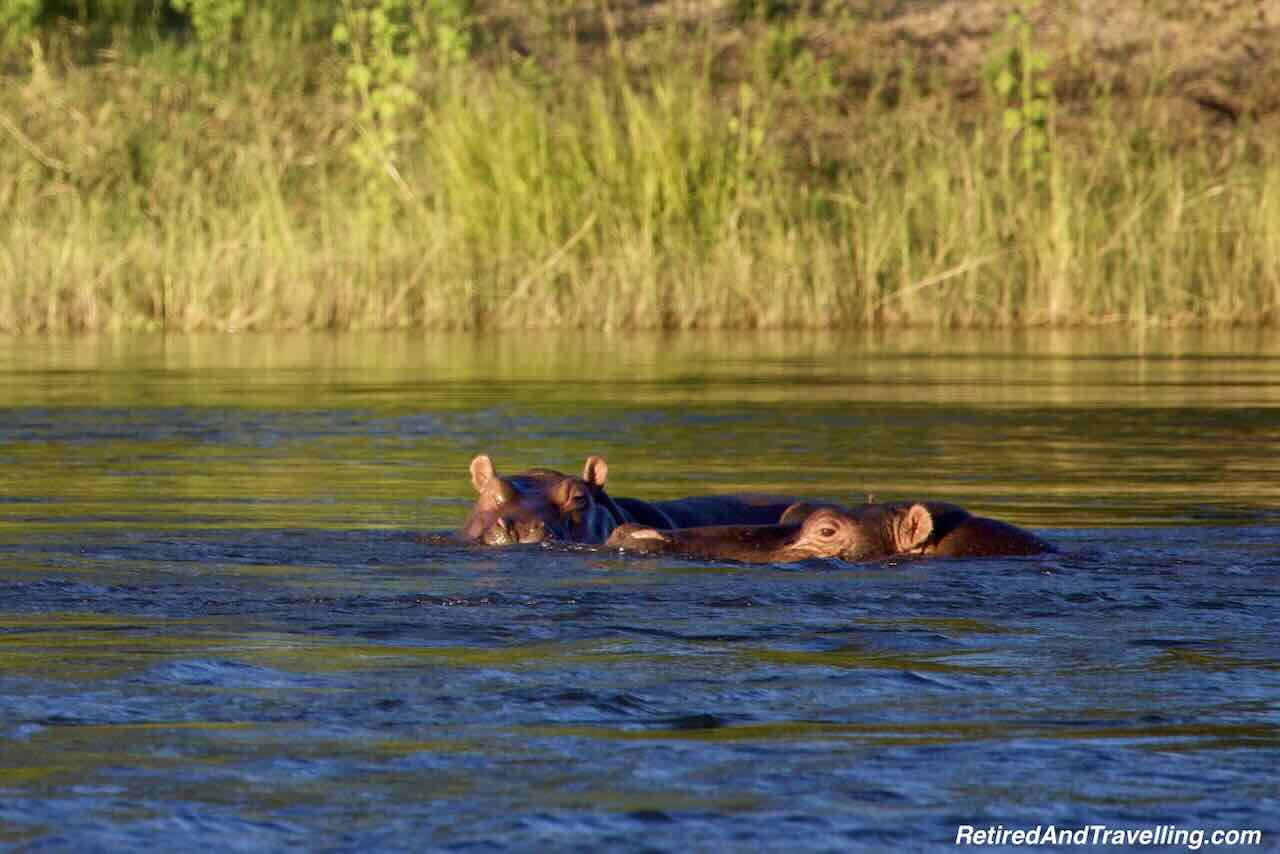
[2,1,1279,332]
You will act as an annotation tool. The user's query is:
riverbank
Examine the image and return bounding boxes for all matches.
[3,1,1279,332]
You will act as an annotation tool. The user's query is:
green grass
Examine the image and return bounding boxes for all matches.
[1,3,1278,332]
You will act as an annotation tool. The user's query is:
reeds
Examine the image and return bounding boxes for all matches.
[1,5,1277,332]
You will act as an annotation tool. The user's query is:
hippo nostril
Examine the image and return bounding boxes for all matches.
[516,521,547,544]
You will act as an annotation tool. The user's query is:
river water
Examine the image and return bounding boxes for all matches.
[1,331,1277,851]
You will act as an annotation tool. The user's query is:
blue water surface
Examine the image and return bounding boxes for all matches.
[1,332,1277,852]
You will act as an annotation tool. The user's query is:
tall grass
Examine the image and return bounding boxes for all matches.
[1,7,1277,332]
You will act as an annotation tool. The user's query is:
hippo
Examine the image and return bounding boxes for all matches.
[605,500,1054,563]
[461,454,802,545]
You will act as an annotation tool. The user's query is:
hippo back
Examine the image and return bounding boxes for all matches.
[925,515,1054,557]
[617,495,801,530]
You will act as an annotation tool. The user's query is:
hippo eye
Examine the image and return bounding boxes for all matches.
[819,526,837,538]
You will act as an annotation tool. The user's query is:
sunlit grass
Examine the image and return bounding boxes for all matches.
[1,10,1277,332]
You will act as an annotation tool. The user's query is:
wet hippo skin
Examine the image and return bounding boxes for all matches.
[460,454,802,545]
[606,501,1054,562]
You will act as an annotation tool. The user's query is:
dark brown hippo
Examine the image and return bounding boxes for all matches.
[461,454,802,546]
[605,500,1053,563]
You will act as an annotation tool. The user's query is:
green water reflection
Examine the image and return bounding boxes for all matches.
[1,330,1277,531]
[508,720,1280,749]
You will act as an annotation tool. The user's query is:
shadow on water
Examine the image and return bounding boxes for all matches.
[1,331,1278,850]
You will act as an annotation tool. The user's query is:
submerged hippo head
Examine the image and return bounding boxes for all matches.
[604,505,874,563]
[608,499,1051,562]
[606,502,937,563]
[833,501,937,560]
[460,454,620,545]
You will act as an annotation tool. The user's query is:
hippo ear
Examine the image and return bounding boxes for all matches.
[892,503,934,552]
[582,455,609,488]
[470,455,497,494]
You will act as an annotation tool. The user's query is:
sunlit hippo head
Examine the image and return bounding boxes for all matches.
[825,501,936,561]
[605,502,936,563]
[607,499,1052,562]
[461,454,619,545]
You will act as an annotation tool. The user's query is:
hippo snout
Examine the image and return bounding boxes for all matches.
[483,517,549,545]
[606,523,671,552]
